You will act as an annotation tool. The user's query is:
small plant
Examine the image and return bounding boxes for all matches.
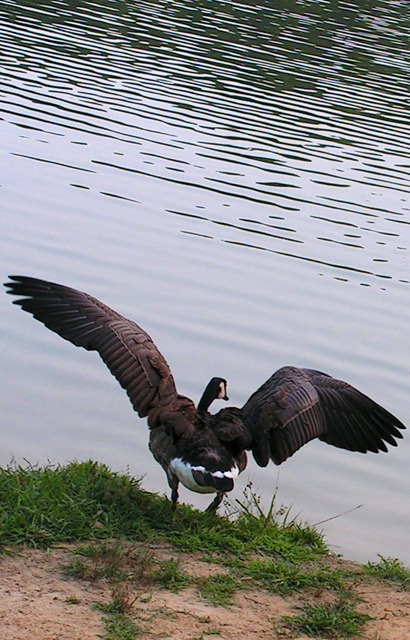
[282,597,371,638]
[230,482,326,562]
[153,558,190,592]
[199,573,239,606]
[64,541,127,582]
[233,481,284,524]
[63,540,154,584]
[91,578,142,639]
[365,555,410,590]
[92,573,142,639]
[109,583,138,614]
[100,612,142,640]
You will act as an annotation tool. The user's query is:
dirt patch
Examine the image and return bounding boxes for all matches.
[0,548,105,640]
[0,546,409,640]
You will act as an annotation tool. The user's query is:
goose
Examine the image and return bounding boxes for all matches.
[4,275,406,512]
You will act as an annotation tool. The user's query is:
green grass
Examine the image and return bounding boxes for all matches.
[64,542,128,581]
[99,612,142,640]
[63,540,153,583]
[1,460,405,639]
[281,597,371,638]
[0,460,143,545]
[0,460,324,563]
[63,539,146,639]
[365,555,410,590]
[152,558,190,592]
[242,558,354,595]
[198,573,239,606]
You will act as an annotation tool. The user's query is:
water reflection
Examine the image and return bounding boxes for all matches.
[0,0,409,564]
[1,0,409,287]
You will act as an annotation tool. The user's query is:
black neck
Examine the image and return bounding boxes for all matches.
[197,390,212,412]
[198,379,217,412]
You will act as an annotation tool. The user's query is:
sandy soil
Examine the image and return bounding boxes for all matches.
[0,546,409,640]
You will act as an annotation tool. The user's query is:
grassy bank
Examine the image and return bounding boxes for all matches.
[1,461,409,639]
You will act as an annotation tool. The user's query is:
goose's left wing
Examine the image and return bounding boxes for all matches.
[4,275,178,422]
[241,366,405,467]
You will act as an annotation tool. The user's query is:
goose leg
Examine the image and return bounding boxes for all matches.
[168,475,179,509]
[171,486,179,509]
[206,491,225,513]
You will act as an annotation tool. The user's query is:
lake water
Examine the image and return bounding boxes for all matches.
[1,0,409,565]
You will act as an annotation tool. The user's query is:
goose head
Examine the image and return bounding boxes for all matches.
[197,377,229,412]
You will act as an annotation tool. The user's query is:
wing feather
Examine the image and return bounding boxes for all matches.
[242,366,405,466]
[4,276,178,420]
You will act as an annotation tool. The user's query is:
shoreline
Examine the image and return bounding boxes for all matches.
[1,461,409,639]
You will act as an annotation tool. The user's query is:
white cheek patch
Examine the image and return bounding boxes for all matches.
[218,381,227,399]
[169,458,239,494]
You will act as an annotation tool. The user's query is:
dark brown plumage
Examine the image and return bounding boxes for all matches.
[4,275,406,511]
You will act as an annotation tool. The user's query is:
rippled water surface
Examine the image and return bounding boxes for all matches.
[1,0,409,564]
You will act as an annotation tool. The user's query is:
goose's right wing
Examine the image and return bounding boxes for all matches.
[4,276,178,420]
[241,366,405,467]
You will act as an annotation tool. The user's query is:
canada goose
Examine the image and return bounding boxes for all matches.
[4,276,406,512]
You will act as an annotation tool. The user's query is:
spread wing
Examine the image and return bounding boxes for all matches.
[4,276,178,420]
[241,366,405,467]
